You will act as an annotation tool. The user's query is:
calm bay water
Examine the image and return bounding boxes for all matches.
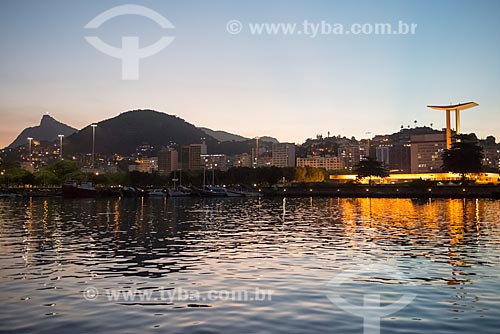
[1,197,500,334]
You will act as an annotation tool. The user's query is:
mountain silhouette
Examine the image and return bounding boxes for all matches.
[198,127,248,142]
[199,127,279,143]
[65,110,216,155]
[9,114,77,148]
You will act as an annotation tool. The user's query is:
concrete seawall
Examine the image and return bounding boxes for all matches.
[262,185,500,199]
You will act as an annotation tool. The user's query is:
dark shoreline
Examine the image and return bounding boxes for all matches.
[261,184,500,199]
[1,184,500,199]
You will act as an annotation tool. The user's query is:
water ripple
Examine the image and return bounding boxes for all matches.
[1,197,500,334]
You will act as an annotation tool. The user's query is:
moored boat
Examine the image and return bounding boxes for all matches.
[225,189,247,197]
[198,185,230,197]
[62,181,97,198]
[168,185,192,197]
[147,188,167,197]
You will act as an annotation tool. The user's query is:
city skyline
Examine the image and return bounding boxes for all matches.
[5,106,496,151]
[1,0,500,147]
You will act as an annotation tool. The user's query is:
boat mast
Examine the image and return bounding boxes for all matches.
[203,166,206,188]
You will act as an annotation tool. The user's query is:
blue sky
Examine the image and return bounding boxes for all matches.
[1,0,499,147]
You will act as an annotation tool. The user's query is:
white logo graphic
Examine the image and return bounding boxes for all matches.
[326,263,417,334]
[84,4,175,80]
[83,286,99,300]
[226,19,243,34]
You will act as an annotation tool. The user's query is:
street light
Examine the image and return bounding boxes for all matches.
[0,170,6,189]
[58,134,64,159]
[212,163,217,185]
[91,124,97,168]
[254,136,259,168]
[27,137,33,164]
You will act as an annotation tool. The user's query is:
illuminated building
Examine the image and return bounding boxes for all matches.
[180,143,207,170]
[252,146,267,168]
[389,141,411,173]
[258,155,273,167]
[296,156,345,170]
[338,145,362,170]
[272,143,296,167]
[480,139,500,170]
[237,153,252,168]
[410,133,446,173]
[135,144,154,157]
[375,145,390,166]
[158,147,178,175]
[201,154,228,171]
[329,172,499,185]
[129,157,158,173]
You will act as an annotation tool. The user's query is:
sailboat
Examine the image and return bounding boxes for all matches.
[167,171,191,197]
[196,167,245,197]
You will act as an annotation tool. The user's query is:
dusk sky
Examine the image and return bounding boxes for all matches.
[1,0,499,148]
